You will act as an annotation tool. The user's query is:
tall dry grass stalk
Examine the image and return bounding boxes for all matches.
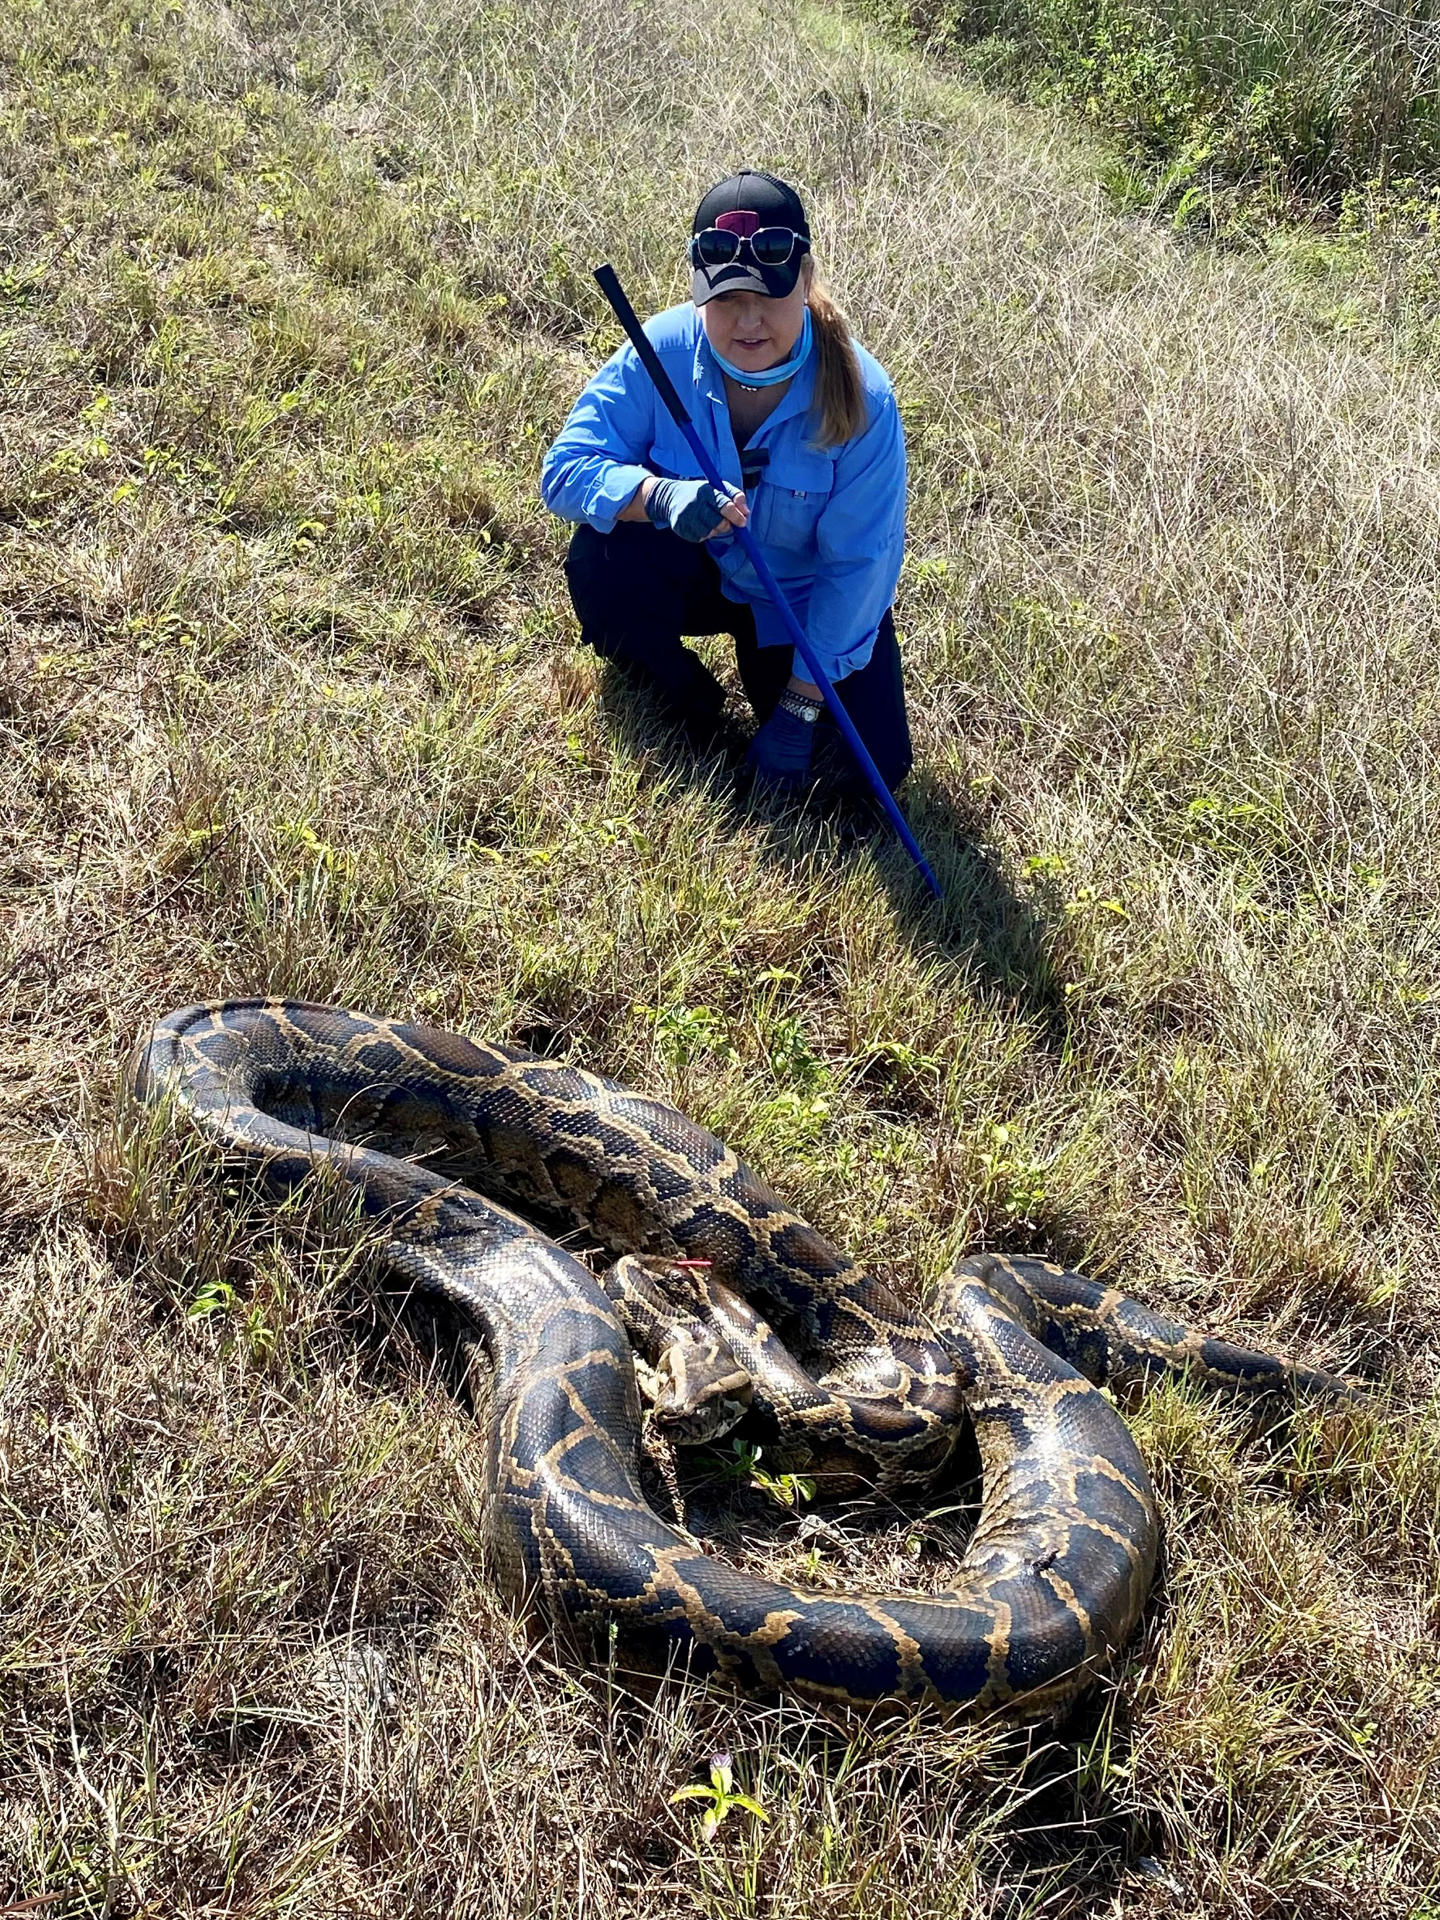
[1,0,1438,1910]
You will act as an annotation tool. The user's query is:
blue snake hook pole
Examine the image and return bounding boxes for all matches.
[593,263,944,904]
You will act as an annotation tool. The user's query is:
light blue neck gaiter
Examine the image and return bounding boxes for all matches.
[710,308,813,389]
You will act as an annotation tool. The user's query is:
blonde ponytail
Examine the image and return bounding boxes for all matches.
[807,273,867,448]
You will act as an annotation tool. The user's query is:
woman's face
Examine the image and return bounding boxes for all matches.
[700,260,813,373]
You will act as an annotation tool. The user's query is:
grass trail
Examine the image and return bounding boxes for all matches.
[2,0,1439,1911]
[863,0,1440,208]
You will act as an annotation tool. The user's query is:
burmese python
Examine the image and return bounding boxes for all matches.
[132,999,1353,1714]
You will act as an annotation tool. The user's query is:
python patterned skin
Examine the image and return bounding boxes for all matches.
[131,1000,1353,1714]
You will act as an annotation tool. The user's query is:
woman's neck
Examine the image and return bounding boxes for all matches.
[723,372,788,443]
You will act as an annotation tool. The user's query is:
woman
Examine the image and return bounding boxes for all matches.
[540,170,912,794]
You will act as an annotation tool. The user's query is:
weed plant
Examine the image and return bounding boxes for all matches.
[1,0,1439,1911]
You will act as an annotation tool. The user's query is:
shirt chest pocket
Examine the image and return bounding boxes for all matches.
[647,420,704,480]
[755,453,834,554]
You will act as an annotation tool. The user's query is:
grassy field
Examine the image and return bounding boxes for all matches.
[863,0,1440,218]
[3,0,1440,1910]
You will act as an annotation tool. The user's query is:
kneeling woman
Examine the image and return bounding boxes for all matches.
[540,171,912,793]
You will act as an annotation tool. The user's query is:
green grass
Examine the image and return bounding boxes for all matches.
[3,0,1440,1910]
[860,0,1440,230]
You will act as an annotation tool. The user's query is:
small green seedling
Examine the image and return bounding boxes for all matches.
[670,1750,769,1842]
[719,1440,815,1508]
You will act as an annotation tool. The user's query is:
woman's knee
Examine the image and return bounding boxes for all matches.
[564,522,696,653]
[563,524,614,630]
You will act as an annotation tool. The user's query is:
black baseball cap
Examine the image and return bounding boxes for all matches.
[689,171,812,306]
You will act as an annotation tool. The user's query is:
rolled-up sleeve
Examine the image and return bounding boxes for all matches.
[540,344,656,534]
[804,393,907,681]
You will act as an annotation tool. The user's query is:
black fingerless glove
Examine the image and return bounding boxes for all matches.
[645,477,735,543]
[746,705,817,787]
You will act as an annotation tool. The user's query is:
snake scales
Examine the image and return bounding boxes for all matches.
[133,999,1352,1715]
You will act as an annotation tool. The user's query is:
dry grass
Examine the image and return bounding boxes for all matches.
[2,0,1439,1910]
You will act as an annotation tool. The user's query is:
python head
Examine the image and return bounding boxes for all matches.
[650,1330,754,1445]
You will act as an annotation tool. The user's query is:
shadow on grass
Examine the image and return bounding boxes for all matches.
[979,1686,1170,1918]
[594,662,1070,1046]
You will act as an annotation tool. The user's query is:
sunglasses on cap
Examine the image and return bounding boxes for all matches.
[688,226,809,270]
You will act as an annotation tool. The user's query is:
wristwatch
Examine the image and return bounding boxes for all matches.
[777,688,824,724]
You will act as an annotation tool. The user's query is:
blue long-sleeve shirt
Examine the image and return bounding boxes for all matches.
[540,302,906,682]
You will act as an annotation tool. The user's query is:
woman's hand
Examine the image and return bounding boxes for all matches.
[746,707,815,787]
[642,477,748,542]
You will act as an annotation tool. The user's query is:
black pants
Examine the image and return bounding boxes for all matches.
[564,520,913,792]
